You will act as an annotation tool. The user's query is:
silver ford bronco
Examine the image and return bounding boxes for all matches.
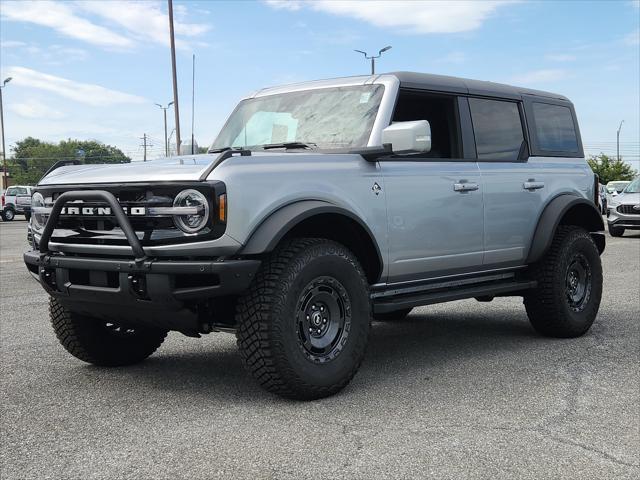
[25,72,605,399]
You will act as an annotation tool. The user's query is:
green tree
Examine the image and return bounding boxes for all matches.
[8,137,131,185]
[587,153,637,184]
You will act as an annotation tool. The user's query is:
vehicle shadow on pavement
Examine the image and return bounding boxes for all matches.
[86,306,543,401]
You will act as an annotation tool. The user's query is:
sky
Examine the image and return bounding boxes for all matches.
[0,0,639,166]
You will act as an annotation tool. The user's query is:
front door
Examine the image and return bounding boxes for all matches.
[381,160,484,283]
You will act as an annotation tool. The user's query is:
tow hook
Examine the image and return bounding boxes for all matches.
[128,274,148,299]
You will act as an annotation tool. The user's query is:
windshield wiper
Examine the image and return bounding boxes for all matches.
[208,146,246,154]
[261,142,316,150]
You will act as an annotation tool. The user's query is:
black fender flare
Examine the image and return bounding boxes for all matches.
[526,194,605,264]
[240,199,383,265]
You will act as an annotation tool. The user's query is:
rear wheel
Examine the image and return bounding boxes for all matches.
[609,225,624,237]
[524,226,602,338]
[2,208,15,221]
[374,308,412,322]
[236,238,371,400]
[50,298,167,366]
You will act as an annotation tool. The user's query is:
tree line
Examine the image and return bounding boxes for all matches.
[6,137,131,185]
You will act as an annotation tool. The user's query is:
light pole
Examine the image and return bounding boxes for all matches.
[168,0,181,155]
[155,101,174,157]
[0,77,12,190]
[354,46,392,75]
[616,120,624,162]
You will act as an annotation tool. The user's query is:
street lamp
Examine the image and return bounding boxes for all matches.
[155,101,174,157]
[0,76,12,190]
[616,120,624,162]
[354,46,392,75]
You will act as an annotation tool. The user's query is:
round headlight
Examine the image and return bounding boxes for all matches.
[31,192,46,229]
[173,189,209,234]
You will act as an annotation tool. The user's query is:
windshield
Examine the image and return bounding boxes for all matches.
[623,178,639,193]
[211,85,385,151]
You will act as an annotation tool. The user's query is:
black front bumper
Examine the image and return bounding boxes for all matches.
[24,250,259,301]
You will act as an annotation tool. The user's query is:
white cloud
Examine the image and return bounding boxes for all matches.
[511,69,568,84]
[0,40,28,48]
[545,53,577,62]
[10,99,66,120]
[77,1,211,48]
[623,28,639,46]
[0,1,210,50]
[266,0,516,34]
[1,1,133,48]
[4,66,146,107]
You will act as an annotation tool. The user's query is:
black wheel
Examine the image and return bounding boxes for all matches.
[50,298,167,366]
[374,308,412,322]
[236,238,371,400]
[524,226,602,338]
[609,225,624,237]
[2,208,15,221]
[25,212,31,221]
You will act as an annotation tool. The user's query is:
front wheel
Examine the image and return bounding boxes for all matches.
[50,299,167,366]
[524,226,602,338]
[236,238,371,400]
[608,225,624,237]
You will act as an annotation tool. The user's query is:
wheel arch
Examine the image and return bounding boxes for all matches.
[527,194,605,264]
[239,200,383,283]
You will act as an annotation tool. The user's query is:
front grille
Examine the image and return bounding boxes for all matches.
[617,204,640,215]
[34,182,226,247]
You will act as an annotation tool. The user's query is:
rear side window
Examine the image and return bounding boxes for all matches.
[469,98,524,161]
[5,188,15,196]
[531,102,578,153]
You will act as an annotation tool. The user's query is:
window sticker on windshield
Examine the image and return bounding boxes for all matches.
[360,92,372,104]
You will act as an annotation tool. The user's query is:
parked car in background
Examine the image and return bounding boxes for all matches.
[606,180,631,195]
[607,177,640,237]
[1,185,33,221]
[599,184,608,214]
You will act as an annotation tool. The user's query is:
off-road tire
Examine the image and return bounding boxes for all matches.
[374,308,412,322]
[608,225,624,237]
[524,226,602,338]
[236,238,371,400]
[50,298,167,366]
[2,208,15,221]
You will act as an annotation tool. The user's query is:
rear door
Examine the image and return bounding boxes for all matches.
[380,91,484,283]
[469,97,544,267]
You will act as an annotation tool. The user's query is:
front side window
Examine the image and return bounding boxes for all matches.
[532,102,578,153]
[212,85,385,150]
[469,98,524,161]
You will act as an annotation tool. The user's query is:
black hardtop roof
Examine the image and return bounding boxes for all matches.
[388,71,570,102]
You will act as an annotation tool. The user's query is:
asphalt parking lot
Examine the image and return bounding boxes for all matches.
[1,219,638,479]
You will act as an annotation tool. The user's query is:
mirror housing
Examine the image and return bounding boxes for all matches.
[381,120,431,154]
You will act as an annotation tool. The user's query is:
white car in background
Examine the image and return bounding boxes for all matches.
[607,177,640,237]
[1,185,33,221]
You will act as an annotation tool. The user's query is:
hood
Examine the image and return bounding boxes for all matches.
[38,154,216,185]
[37,151,323,186]
[614,192,640,205]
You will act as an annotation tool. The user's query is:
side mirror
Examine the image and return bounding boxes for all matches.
[381,120,431,154]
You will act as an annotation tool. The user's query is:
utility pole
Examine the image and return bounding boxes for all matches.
[168,0,181,155]
[354,46,392,75]
[617,120,624,162]
[0,77,12,190]
[155,102,173,156]
[140,134,153,162]
[191,53,195,155]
